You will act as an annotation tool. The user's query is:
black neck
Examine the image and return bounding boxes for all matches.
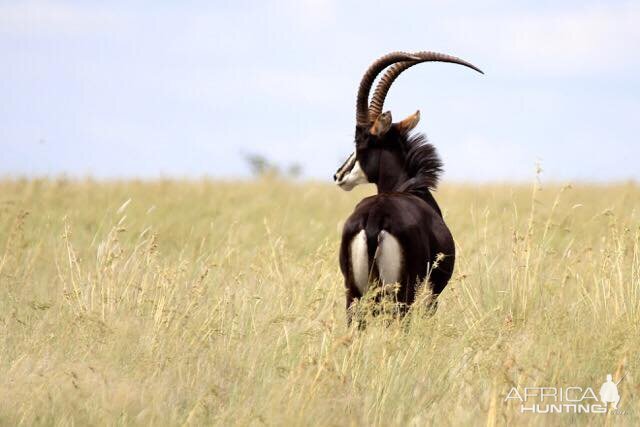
[375,157,443,218]
[375,169,409,193]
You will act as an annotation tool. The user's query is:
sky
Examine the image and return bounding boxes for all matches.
[1,0,639,182]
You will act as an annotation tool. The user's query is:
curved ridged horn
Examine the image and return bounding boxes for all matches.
[368,51,484,121]
[355,52,422,126]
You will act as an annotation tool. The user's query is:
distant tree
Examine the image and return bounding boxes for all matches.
[244,153,303,179]
[287,163,302,179]
[244,153,280,177]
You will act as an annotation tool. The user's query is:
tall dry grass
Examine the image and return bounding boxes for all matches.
[0,177,638,426]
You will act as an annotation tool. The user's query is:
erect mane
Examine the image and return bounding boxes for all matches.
[396,132,443,196]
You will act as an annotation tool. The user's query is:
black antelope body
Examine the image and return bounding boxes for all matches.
[334,51,482,324]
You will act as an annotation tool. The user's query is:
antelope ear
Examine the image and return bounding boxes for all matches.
[396,110,420,134]
[370,111,392,136]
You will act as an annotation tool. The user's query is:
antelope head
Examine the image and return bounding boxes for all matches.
[334,51,483,192]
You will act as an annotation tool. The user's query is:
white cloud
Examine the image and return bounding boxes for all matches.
[284,0,336,29]
[0,1,119,36]
[440,135,535,182]
[440,2,640,74]
[253,69,345,105]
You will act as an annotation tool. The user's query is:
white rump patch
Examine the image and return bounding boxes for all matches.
[376,230,403,285]
[350,230,369,294]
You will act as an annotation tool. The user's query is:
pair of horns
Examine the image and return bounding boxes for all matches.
[355,51,484,126]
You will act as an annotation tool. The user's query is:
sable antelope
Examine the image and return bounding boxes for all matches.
[334,51,482,324]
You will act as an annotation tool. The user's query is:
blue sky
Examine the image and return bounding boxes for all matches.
[1,0,639,182]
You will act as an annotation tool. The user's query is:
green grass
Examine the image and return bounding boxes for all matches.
[0,177,638,426]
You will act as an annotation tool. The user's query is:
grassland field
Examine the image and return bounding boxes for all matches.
[0,177,639,426]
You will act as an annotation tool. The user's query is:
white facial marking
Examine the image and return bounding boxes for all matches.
[350,230,369,294]
[376,231,403,285]
[335,153,368,191]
